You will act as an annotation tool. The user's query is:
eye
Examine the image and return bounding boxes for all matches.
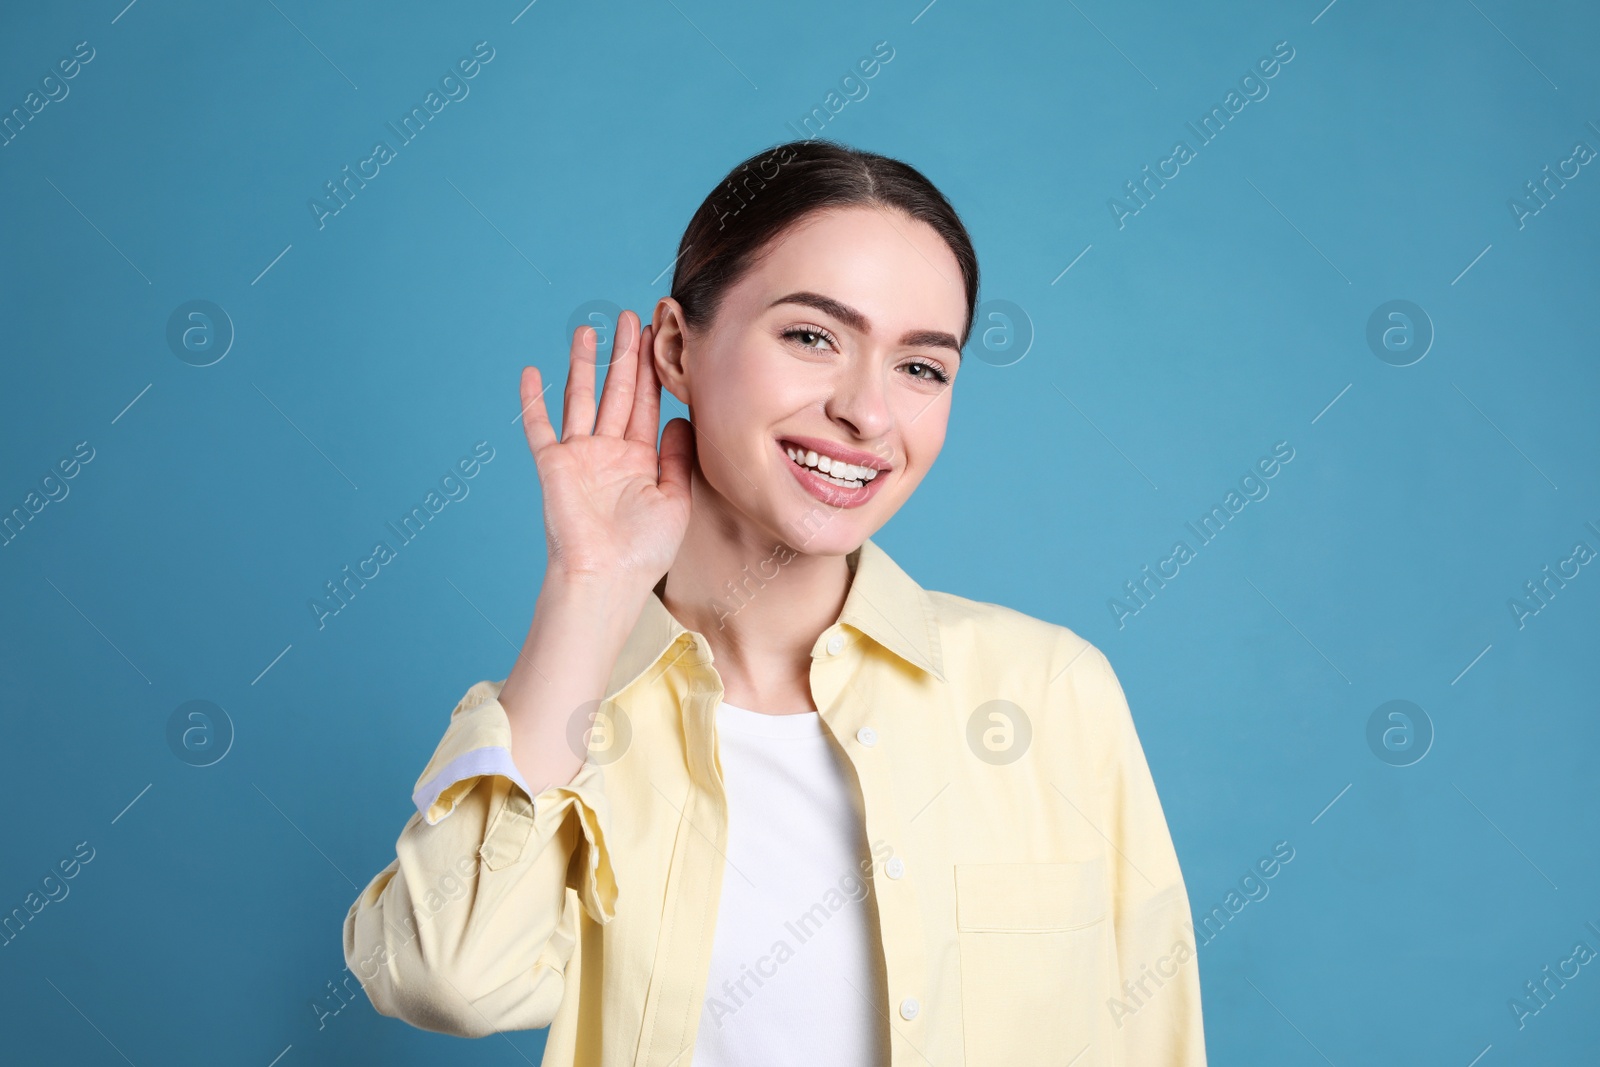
[902,360,951,385]
[780,324,838,351]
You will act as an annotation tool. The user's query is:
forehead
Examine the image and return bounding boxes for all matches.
[734,205,966,337]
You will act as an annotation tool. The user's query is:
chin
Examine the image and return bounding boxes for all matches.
[775,507,882,558]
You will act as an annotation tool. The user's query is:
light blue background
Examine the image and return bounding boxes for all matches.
[2,0,1597,1063]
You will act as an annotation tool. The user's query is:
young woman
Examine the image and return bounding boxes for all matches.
[344,140,1206,1066]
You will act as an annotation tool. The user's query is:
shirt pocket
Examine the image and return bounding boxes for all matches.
[955,857,1115,1067]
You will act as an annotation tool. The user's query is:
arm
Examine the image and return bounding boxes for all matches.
[342,309,692,1037]
[342,579,644,1037]
[1082,644,1208,1065]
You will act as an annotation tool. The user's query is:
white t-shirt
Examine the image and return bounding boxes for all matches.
[691,701,887,1066]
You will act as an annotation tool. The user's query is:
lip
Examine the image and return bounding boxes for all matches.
[776,439,890,509]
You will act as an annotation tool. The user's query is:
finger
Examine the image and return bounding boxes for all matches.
[562,323,599,439]
[520,366,559,456]
[593,310,640,438]
[625,321,663,446]
[656,416,696,502]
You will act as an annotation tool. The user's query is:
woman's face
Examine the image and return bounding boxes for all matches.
[653,204,967,557]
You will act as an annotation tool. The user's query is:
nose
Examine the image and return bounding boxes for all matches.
[824,355,892,441]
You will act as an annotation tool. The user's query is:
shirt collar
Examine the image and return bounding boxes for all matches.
[604,535,946,700]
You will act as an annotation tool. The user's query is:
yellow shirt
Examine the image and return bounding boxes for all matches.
[343,536,1207,1065]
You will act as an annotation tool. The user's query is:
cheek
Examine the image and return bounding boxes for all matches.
[689,359,787,489]
[898,391,951,456]
[887,397,949,489]
[701,348,809,434]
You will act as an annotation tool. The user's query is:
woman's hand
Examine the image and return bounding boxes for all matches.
[518,309,695,590]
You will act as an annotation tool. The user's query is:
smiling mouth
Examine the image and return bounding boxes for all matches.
[779,442,882,489]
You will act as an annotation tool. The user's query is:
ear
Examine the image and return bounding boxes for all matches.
[650,297,693,407]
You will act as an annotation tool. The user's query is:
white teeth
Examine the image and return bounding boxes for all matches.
[784,443,882,487]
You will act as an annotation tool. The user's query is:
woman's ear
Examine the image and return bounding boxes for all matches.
[651,297,692,407]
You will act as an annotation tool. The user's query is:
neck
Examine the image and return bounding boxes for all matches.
[659,475,853,712]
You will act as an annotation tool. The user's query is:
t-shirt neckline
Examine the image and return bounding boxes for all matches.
[715,700,824,739]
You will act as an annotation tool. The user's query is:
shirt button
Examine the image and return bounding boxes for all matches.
[899,996,920,1021]
[826,633,846,655]
[856,726,877,747]
[885,857,905,879]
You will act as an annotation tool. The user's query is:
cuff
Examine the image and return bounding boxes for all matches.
[409,680,618,924]
[411,680,532,825]
[413,743,533,826]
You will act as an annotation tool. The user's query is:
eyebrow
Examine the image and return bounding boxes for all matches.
[767,291,963,358]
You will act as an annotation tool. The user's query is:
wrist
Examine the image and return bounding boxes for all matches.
[535,571,653,639]
[539,568,652,606]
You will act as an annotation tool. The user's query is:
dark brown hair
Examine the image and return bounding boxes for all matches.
[670,139,980,350]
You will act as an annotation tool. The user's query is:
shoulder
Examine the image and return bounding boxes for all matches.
[922,589,1133,771]
[923,588,1109,684]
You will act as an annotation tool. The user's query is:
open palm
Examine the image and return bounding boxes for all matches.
[518,310,695,586]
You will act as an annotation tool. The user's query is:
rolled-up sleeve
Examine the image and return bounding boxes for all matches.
[1081,645,1207,1065]
[343,680,617,1038]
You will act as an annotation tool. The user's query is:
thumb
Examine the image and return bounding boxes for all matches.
[656,417,696,501]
